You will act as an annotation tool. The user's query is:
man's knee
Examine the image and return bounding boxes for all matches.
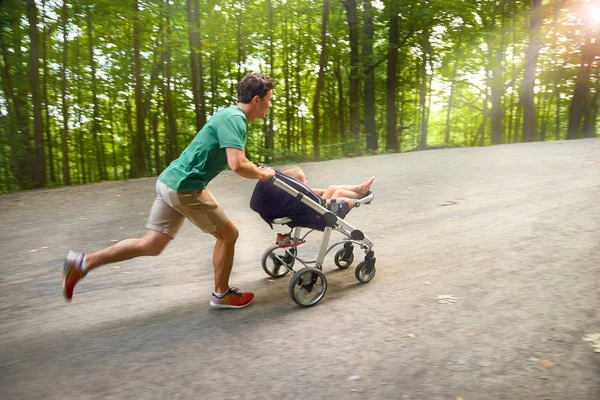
[141,230,171,256]
[213,221,239,244]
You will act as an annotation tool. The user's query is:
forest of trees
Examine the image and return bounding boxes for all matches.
[0,0,598,193]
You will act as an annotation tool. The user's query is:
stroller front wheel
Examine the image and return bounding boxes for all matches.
[355,261,376,283]
[334,248,354,269]
[288,268,328,307]
[261,245,296,278]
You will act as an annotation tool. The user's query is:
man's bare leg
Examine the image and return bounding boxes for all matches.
[63,229,172,301]
[209,220,239,294]
[85,229,172,271]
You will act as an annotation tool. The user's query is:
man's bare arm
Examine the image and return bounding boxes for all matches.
[226,148,275,180]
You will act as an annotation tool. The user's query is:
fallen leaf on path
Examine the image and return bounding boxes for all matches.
[435,294,459,304]
[40,246,49,249]
[386,327,394,332]
[119,227,124,230]
[540,360,553,368]
[79,217,87,220]
[110,240,118,242]
[424,281,431,285]
[457,397,464,400]
[18,202,25,206]
[583,333,600,352]
[121,271,130,274]
[468,332,476,337]
[405,333,416,338]
[440,201,457,207]
[115,194,121,197]
[29,249,38,253]
[111,266,121,269]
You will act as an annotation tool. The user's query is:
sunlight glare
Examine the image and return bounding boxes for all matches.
[590,6,600,25]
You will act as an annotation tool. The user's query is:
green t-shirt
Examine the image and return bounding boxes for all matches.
[159,106,247,191]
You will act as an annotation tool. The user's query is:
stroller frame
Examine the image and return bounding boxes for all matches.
[260,175,376,307]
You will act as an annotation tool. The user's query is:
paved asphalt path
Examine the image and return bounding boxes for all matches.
[1,139,599,399]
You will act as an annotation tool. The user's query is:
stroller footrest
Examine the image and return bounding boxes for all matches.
[273,217,292,224]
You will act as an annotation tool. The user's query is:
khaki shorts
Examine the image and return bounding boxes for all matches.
[146,180,228,238]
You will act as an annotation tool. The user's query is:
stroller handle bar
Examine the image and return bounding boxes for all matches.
[267,175,374,248]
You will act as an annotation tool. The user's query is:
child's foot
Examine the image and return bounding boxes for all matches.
[357,177,375,195]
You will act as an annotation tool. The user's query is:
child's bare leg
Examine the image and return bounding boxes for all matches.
[322,185,340,200]
[332,188,362,199]
[323,177,374,199]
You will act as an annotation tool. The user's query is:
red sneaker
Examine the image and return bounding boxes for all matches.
[210,288,254,309]
[62,251,86,301]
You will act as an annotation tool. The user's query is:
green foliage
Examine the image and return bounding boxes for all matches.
[0,0,598,193]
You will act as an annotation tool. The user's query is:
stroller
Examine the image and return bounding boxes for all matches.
[250,168,376,307]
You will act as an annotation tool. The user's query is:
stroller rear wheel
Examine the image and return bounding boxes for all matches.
[261,245,296,278]
[288,268,328,307]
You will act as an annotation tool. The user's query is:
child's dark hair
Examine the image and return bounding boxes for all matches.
[237,73,275,103]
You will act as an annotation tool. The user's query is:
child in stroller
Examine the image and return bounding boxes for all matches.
[250,166,376,307]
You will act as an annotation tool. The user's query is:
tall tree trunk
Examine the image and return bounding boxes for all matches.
[0,26,27,189]
[264,0,274,162]
[385,0,399,152]
[341,0,361,155]
[125,97,134,179]
[164,0,178,165]
[41,0,55,184]
[61,0,70,185]
[186,0,205,132]
[419,28,431,149]
[520,0,542,142]
[334,55,346,141]
[444,39,462,145]
[131,0,145,178]
[109,89,118,181]
[87,6,107,180]
[399,80,406,150]
[363,0,377,151]
[283,9,291,153]
[567,34,595,139]
[507,3,517,144]
[74,8,85,184]
[295,23,305,156]
[25,0,47,187]
[581,67,599,138]
[193,0,205,127]
[489,0,505,145]
[151,109,160,174]
[312,0,329,161]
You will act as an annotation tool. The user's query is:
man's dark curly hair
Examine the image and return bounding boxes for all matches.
[237,73,275,104]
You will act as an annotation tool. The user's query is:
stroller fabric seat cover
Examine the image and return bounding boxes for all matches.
[250,170,350,231]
